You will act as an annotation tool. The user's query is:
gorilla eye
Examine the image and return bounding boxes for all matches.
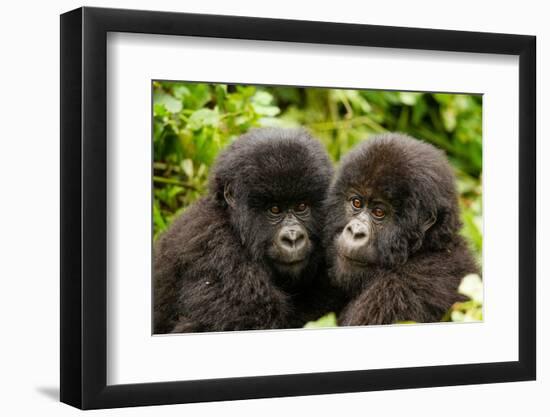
[295,202,308,212]
[372,207,385,219]
[351,197,363,209]
[269,206,281,215]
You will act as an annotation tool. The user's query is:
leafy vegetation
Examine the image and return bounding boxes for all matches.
[153,81,483,324]
[445,273,484,322]
[304,313,339,329]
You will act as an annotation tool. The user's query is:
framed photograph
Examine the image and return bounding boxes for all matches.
[60,6,536,410]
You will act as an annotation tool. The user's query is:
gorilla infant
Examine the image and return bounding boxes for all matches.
[324,133,478,325]
[154,128,333,333]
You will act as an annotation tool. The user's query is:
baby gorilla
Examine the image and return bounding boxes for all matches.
[154,128,333,333]
[325,133,478,325]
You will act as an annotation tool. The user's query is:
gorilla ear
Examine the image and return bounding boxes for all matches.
[223,183,236,208]
[421,212,437,233]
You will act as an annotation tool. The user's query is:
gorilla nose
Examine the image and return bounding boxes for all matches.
[278,228,306,252]
[344,220,369,244]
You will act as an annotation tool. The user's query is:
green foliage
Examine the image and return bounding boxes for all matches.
[444,273,484,322]
[152,82,284,238]
[304,313,338,329]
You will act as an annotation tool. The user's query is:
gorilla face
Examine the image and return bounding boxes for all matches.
[325,134,461,288]
[211,128,333,281]
[263,201,313,275]
[224,184,315,277]
[333,190,434,275]
[335,194,391,268]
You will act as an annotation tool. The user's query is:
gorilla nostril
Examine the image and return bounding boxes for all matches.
[279,228,306,250]
[292,233,306,251]
[280,235,294,248]
[345,222,368,242]
[344,225,353,237]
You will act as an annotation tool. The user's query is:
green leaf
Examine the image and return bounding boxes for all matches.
[441,106,457,131]
[237,85,257,98]
[172,85,190,99]
[154,103,167,117]
[258,117,290,127]
[433,93,452,105]
[399,92,420,106]
[460,208,482,256]
[337,90,372,113]
[153,202,167,239]
[184,84,212,108]
[197,163,207,178]
[411,97,428,125]
[252,91,274,106]
[252,104,281,117]
[451,310,465,322]
[304,312,338,329]
[153,92,182,113]
[215,85,227,111]
[187,108,219,130]
[251,91,280,117]
[181,159,194,178]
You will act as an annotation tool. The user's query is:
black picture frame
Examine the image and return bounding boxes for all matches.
[60,6,536,410]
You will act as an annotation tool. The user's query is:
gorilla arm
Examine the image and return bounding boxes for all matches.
[175,260,292,332]
[338,253,469,326]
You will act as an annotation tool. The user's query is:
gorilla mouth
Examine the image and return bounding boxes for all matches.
[277,257,306,266]
[338,252,369,266]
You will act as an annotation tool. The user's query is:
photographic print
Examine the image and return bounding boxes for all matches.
[152,82,483,334]
[61,7,535,408]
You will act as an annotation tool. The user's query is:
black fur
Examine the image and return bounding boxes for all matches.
[324,133,479,325]
[154,128,334,333]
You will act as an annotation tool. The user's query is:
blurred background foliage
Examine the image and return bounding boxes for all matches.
[153,81,483,324]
